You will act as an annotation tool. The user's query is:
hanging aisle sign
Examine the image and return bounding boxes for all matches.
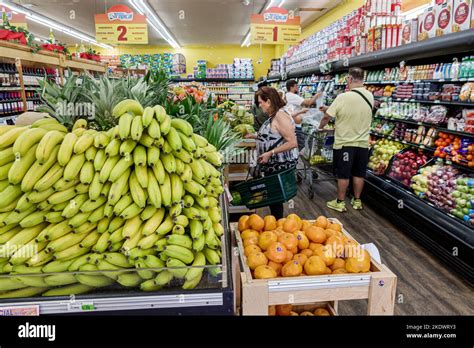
[250,7,300,44]
[0,6,27,29]
[95,4,148,44]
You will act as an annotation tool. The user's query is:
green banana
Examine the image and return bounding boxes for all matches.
[63,153,86,182]
[155,214,173,236]
[108,241,123,252]
[67,212,91,228]
[0,127,27,149]
[19,210,47,228]
[36,130,64,164]
[121,227,142,253]
[151,160,166,185]
[133,145,147,167]
[159,172,172,207]
[92,231,110,253]
[142,254,165,269]
[142,106,155,128]
[184,180,206,197]
[137,233,163,250]
[182,272,203,289]
[97,259,123,280]
[154,238,168,252]
[67,254,91,271]
[153,105,166,123]
[154,270,173,286]
[166,127,182,151]
[138,133,155,147]
[166,234,192,249]
[163,245,194,264]
[33,163,64,192]
[134,164,148,188]
[169,203,182,218]
[108,227,125,244]
[109,156,134,183]
[53,244,89,261]
[2,207,36,227]
[42,284,93,296]
[5,223,46,248]
[117,272,142,287]
[47,186,77,206]
[166,258,187,279]
[122,216,142,239]
[26,188,54,204]
[159,114,171,135]
[27,250,53,267]
[173,149,193,164]
[139,279,162,291]
[178,132,197,153]
[20,146,60,192]
[147,118,161,139]
[53,177,78,192]
[129,171,147,208]
[46,232,86,253]
[79,161,94,184]
[0,278,29,291]
[113,194,134,216]
[172,225,185,235]
[135,259,154,280]
[93,148,107,172]
[108,216,125,233]
[118,112,134,139]
[99,155,120,183]
[192,232,205,252]
[75,273,114,288]
[203,247,221,265]
[120,139,137,156]
[42,259,73,273]
[0,147,14,167]
[105,138,121,157]
[174,214,189,227]
[108,169,130,205]
[189,220,204,239]
[131,116,144,141]
[44,274,77,286]
[104,252,132,268]
[73,222,97,235]
[94,132,110,149]
[127,247,155,260]
[79,231,101,248]
[61,194,88,218]
[185,251,206,281]
[141,208,165,236]
[120,202,143,220]
[80,196,107,213]
[89,172,104,201]
[140,205,157,221]
[73,133,94,154]
[182,195,194,208]
[170,173,184,205]
[113,99,143,118]
[160,152,176,174]
[97,216,112,234]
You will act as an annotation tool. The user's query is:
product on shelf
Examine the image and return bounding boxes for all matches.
[221,102,255,136]
[459,82,474,102]
[0,103,225,298]
[452,176,474,222]
[425,164,461,210]
[388,150,429,186]
[434,132,474,166]
[368,139,406,174]
[411,163,441,197]
[268,304,332,316]
[452,0,473,33]
[238,214,372,279]
[463,109,474,132]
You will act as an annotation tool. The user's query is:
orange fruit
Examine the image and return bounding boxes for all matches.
[293,253,308,266]
[345,250,371,273]
[332,268,348,274]
[313,245,336,266]
[276,304,293,316]
[314,308,330,316]
[254,265,277,279]
[277,218,286,228]
[325,267,332,274]
[300,311,314,316]
[278,232,298,251]
[330,258,346,271]
[241,229,259,240]
[265,242,287,263]
[268,305,276,316]
[284,250,293,263]
[314,216,329,229]
[301,249,314,258]
[286,214,302,229]
[281,260,303,277]
[263,215,277,231]
[293,231,310,250]
[246,251,268,270]
[305,226,327,244]
[304,256,326,275]
[301,220,312,231]
[310,243,324,255]
[238,215,250,232]
[327,221,342,232]
[244,244,261,257]
[243,236,259,247]
[267,261,282,276]
[274,229,285,238]
[289,311,299,316]
[248,214,264,231]
[324,229,336,239]
[258,231,278,251]
[282,219,298,233]
[325,235,345,257]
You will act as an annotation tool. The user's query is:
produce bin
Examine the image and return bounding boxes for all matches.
[233,220,397,316]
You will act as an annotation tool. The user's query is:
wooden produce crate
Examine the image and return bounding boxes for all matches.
[233,219,397,316]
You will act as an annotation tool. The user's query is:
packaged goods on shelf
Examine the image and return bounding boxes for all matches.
[435,0,453,37]
[388,150,429,186]
[452,0,473,32]
[194,60,207,79]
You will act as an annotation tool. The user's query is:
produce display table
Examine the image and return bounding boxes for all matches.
[233,220,397,316]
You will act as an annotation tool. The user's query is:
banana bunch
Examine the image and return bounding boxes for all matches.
[0,100,225,298]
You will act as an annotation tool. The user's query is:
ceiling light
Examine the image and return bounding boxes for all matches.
[129,0,180,49]
[0,1,113,50]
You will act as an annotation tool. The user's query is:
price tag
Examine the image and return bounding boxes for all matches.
[417,122,422,125]
[439,79,445,82]
[81,303,95,311]
[469,78,474,82]
[0,305,39,316]
[419,145,425,149]
[404,98,409,101]
[402,140,407,144]
[434,100,440,104]
[459,78,467,82]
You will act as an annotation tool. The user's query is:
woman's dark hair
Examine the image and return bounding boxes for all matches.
[255,87,286,116]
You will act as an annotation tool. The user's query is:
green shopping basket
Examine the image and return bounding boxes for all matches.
[234,167,297,209]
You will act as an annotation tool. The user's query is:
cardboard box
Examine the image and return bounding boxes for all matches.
[402,19,418,44]
[435,0,453,36]
[418,6,437,40]
[452,0,472,32]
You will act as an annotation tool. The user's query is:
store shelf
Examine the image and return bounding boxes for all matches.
[370,132,436,152]
[228,205,255,214]
[373,115,474,139]
[366,78,474,85]
[374,96,474,108]
[171,78,254,83]
[287,29,474,78]
[364,171,473,283]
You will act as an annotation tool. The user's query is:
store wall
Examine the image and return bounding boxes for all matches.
[93,44,275,80]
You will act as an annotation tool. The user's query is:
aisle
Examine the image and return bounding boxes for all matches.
[284,180,474,315]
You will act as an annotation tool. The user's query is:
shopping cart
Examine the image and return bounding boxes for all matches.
[299,129,335,199]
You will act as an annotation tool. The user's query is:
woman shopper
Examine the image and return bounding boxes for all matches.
[246,87,298,219]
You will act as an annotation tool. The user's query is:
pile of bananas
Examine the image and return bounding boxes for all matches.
[0,99,225,298]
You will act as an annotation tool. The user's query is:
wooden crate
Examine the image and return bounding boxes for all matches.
[233,219,397,316]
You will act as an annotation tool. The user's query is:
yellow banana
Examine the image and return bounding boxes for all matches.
[151,159,166,184]
[159,172,172,207]
[203,247,220,265]
[79,161,94,185]
[2,207,35,227]
[169,201,182,218]
[61,193,88,218]
[140,205,157,221]
[85,146,97,162]
[108,168,130,205]
[31,118,57,128]
[73,133,94,154]
[12,128,48,157]
[36,130,64,164]
[54,244,89,261]
[192,232,205,252]
[177,131,197,153]
[94,132,110,148]
[0,184,23,209]
[6,223,47,248]
[63,153,86,182]
[180,164,193,183]
[185,251,206,281]
[172,225,185,235]
[21,145,60,192]
[134,164,148,188]
[0,127,28,149]
[205,151,223,167]
[121,227,142,253]
[166,127,182,151]
[108,216,125,233]
[105,252,132,268]
[73,119,88,130]
[154,238,168,252]
[0,147,14,167]
[153,105,166,123]
[163,245,194,264]
[79,231,101,248]
[174,214,189,227]
[44,274,77,286]
[137,233,162,250]
[109,156,134,182]
[42,259,74,273]
[67,254,91,271]
[117,273,142,287]
[155,214,174,236]
[113,194,133,216]
[68,211,92,228]
[166,234,192,249]
[105,138,121,157]
[166,258,188,279]
[129,171,147,208]
[53,178,78,192]
[0,196,21,212]
[42,284,93,296]
[189,220,204,239]
[46,232,86,253]
[33,163,64,192]
[147,168,162,209]
[192,133,208,147]
[141,208,165,236]
[0,278,28,291]
[89,172,104,201]
[162,140,172,154]
[161,152,176,174]
[26,249,53,267]
[19,210,47,228]
[170,174,184,205]
[170,119,193,137]
[122,215,142,239]
[47,186,77,205]
[7,143,37,184]
[184,180,206,197]
[0,161,12,180]
[159,115,171,135]
[138,133,155,147]
[99,155,120,183]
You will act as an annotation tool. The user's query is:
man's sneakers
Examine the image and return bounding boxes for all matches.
[327,198,363,212]
[351,198,363,210]
[326,199,347,212]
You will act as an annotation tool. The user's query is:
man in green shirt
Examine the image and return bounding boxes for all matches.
[319,67,373,212]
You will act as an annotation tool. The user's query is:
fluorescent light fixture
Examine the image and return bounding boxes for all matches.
[130,0,180,48]
[403,4,430,20]
[241,0,285,47]
[0,1,113,50]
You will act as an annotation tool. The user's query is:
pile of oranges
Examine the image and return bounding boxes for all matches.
[269,304,331,316]
[434,132,474,168]
[237,213,371,279]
